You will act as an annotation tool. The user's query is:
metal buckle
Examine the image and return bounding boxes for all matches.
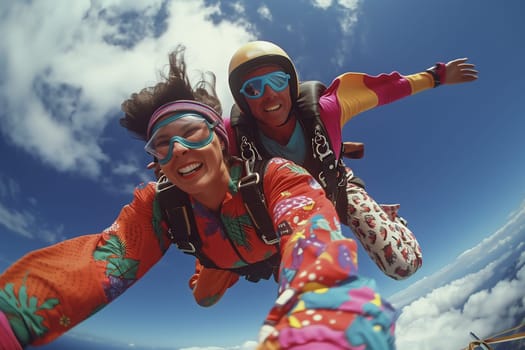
[176,242,196,254]
[238,172,260,189]
[261,234,280,245]
[156,174,176,192]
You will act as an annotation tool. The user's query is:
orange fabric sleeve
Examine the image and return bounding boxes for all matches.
[191,264,239,307]
[0,183,171,346]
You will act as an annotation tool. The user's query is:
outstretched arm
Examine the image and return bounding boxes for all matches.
[321,57,479,128]
[258,159,396,349]
[0,183,170,346]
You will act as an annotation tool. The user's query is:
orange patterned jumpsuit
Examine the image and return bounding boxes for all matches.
[0,158,396,349]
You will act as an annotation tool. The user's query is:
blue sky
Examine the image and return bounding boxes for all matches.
[1,0,524,349]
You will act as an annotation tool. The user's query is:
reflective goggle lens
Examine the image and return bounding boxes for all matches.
[239,71,291,99]
[144,113,215,165]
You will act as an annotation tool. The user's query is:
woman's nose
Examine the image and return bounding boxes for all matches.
[170,140,189,157]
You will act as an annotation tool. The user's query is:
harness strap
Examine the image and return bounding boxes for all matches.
[156,176,217,268]
[231,80,360,226]
[238,158,279,244]
[296,81,341,202]
[156,163,281,283]
[233,253,281,282]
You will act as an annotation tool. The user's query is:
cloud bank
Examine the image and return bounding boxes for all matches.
[393,200,525,349]
[0,0,253,178]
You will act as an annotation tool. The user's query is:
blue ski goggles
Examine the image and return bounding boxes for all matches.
[144,113,216,165]
[239,71,291,99]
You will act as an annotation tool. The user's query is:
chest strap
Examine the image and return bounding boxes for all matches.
[238,158,278,245]
[156,176,217,268]
[156,160,280,282]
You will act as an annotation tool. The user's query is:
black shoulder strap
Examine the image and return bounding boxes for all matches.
[238,158,278,245]
[157,163,281,282]
[230,104,264,162]
[156,175,217,268]
[296,81,355,227]
[230,106,278,243]
[295,81,342,200]
[295,80,327,120]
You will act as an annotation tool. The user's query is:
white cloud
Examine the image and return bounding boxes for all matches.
[338,6,359,34]
[395,264,525,349]
[0,174,21,199]
[0,201,66,243]
[390,199,525,308]
[518,246,525,267]
[338,0,360,11]
[112,162,142,176]
[0,174,67,242]
[180,341,257,350]
[230,2,246,16]
[311,0,333,9]
[0,1,254,179]
[310,0,360,34]
[0,202,35,239]
[307,0,362,67]
[393,200,525,349]
[257,5,272,21]
[38,224,67,244]
[240,341,258,350]
[0,0,366,182]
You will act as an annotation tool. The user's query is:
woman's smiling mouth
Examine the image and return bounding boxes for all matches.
[178,162,203,176]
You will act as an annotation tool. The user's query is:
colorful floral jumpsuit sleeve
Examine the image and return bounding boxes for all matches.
[0,183,170,347]
[318,70,435,280]
[257,158,396,349]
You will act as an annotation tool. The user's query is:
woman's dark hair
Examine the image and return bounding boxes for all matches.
[120,45,222,141]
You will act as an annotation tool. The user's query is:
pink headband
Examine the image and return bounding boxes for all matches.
[146,100,228,150]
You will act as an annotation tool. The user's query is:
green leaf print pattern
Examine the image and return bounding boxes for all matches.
[93,234,139,301]
[0,277,59,345]
[286,163,310,175]
[221,212,253,250]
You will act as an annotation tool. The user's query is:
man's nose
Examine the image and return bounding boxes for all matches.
[262,83,278,97]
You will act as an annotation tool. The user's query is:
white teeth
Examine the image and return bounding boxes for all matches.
[265,104,280,112]
[178,162,201,175]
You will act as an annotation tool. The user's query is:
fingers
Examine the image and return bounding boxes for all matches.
[448,57,468,65]
[461,68,478,75]
[457,63,476,69]
[461,75,478,82]
[460,66,478,78]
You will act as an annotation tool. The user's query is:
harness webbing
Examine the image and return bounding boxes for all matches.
[295,81,340,202]
[156,176,216,268]
[238,158,279,245]
[156,159,280,283]
[230,81,369,226]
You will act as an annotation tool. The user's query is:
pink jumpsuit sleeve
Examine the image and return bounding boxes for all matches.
[318,71,428,280]
[320,70,436,129]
